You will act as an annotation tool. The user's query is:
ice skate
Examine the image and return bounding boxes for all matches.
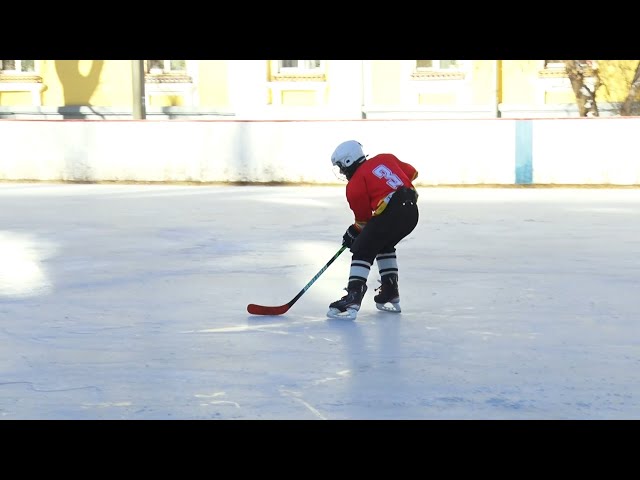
[326,282,367,320]
[374,274,402,313]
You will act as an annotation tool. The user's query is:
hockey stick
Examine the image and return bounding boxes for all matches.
[247,245,348,315]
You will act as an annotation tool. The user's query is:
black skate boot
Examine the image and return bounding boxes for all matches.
[374,274,401,313]
[327,281,368,319]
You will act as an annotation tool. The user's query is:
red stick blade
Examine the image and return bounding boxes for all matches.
[247,304,289,315]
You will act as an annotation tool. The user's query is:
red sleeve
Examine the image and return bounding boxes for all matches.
[346,175,372,230]
[396,157,418,182]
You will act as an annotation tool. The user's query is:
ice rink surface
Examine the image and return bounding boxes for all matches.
[0,182,638,420]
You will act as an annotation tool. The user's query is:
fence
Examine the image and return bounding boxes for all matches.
[1,117,639,185]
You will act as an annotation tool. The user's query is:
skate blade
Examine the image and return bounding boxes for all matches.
[326,307,359,320]
[376,302,401,313]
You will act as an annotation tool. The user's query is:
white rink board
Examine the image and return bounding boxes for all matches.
[2,117,640,184]
[0,119,515,184]
[532,118,640,185]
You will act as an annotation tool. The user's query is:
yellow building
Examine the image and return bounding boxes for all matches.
[0,60,637,119]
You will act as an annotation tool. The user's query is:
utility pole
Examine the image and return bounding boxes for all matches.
[132,60,146,119]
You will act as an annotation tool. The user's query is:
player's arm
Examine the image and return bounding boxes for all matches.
[347,178,372,231]
[387,154,418,182]
[398,158,418,181]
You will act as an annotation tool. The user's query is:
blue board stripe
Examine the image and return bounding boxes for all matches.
[515,120,533,184]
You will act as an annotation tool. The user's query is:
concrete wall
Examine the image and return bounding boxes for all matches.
[1,118,639,185]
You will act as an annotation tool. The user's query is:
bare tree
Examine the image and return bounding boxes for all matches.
[620,61,640,116]
[565,60,601,117]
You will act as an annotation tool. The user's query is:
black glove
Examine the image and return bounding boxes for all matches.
[342,225,360,248]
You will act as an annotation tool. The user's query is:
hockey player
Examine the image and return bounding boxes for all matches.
[327,140,419,320]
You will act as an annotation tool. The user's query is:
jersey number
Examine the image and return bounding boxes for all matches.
[373,164,404,189]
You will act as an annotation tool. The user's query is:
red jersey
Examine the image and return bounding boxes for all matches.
[345,153,418,230]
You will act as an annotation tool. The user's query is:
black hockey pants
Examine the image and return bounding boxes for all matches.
[350,187,419,264]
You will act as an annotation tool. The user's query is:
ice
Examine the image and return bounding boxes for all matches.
[0,183,638,419]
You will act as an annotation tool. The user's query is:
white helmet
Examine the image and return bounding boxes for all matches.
[331,140,367,179]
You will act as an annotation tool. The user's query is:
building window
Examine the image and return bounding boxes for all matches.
[537,61,597,104]
[544,60,592,67]
[143,60,195,106]
[0,60,44,106]
[544,60,566,69]
[539,60,596,78]
[270,60,325,81]
[416,60,461,71]
[1,60,35,73]
[268,60,326,106]
[146,60,187,75]
[400,60,470,105]
[277,60,322,74]
[412,60,465,80]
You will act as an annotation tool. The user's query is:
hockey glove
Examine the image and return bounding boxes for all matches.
[342,225,360,248]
